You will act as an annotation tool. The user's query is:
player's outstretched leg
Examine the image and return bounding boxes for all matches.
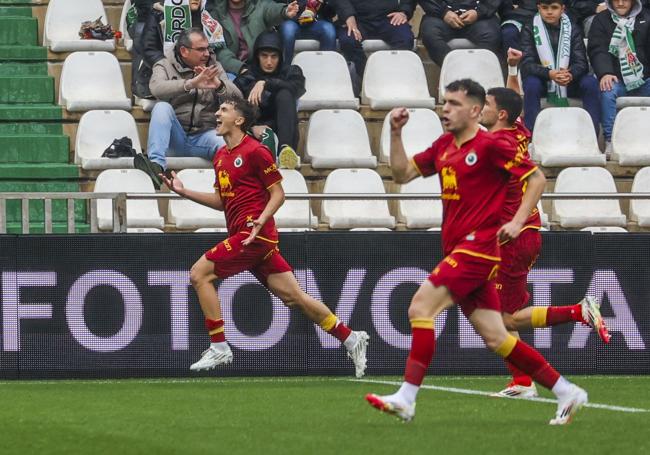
[266,271,369,378]
[189,255,233,371]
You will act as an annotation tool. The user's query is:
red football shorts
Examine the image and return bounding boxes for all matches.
[204,232,293,287]
[496,228,542,314]
[428,252,501,318]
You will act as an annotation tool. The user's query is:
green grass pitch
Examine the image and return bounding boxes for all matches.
[1,376,648,455]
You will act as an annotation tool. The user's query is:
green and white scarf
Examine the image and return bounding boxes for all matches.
[163,0,225,51]
[533,13,572,107]
[609,12,645,91]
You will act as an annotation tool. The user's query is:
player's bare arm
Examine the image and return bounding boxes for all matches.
[389,107,420,184]
[242,181,285,245]
[161,171,224,211]
[498,168,545,242]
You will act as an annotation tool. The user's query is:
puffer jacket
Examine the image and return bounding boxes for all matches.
[149,46,242,134]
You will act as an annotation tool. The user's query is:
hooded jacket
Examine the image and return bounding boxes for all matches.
[149,46,242,134]
[587,0,650,81]
[234,31,306,108]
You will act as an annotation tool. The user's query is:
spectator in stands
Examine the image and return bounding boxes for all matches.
[419,0,501,67]
[568,0,608,36]
[588,0,650,155]
[135,28,242,189]
[279,0,337,63]
[520,0,600,132]
[211,0,300,76]
[500,0,538,51]
[332,0,416,78]
[129,0,156,99]
[235,31,305,169]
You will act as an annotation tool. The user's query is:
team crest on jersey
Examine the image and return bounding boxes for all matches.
[234,156,244,168]
[465,151,478,166]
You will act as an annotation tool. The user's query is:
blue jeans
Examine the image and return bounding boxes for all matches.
[601,78,650,140]
[280,19,337,64]
[146,102,224,169]
[523,74,601,134]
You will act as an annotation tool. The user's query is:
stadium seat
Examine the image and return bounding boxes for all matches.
[611,107,650,165]
[580,226,628,233]
[59,52,131,112]
[629,167,650,227]
[398,176,443,229]
[538,201,550,229]
[447,39,476,50]
[75,110,141,170]
[361,39,417,52]
[44,0,116,52]
[616,96,650,109]
[361,50,435,109]
[195,227,228,233]
[322,169,395,229]
[305,110,377,168]
[119,0,134,52]
[127,228,164,233]
[379,108,443,163]
[532,108,605,167]
[275,170,318,229]
[135,96,158,112]
[552,167,626,228]
[168,169,226,229]
[165,157,212,170]
[438,49,503,100]
[294,39,320,53]
[293,51,359,110]
[94,169,164,230]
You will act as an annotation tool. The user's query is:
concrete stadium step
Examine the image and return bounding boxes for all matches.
[0,6,32,16]
[0,103,61,120]
[0,134,69,162]
[4,222,91,234]
[0,61,46,75]
[0,122,61,134]
[0,45,46,60]
[0,75,54,103]
[0,163,78,179]
[0,0,40,4]
[0,181,86,223]
[0,16,37,45]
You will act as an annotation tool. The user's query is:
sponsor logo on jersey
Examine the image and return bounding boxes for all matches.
[441,166,461,200]
[218,170,235,197]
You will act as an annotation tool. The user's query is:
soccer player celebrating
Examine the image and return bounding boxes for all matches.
[481,87,611,399]
[160,95,369,377]
[365,79,587,425]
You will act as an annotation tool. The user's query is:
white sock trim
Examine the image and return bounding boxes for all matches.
[551,376,573,398]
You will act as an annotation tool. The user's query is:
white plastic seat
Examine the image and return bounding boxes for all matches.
[119,0,133,52]
[195,227,228,233]
[532,108,605,166]
[275,170,317,228]
[127,228,164,233]
[438,49,503,100]
[294,39,320,53]
[75,110,140,170]
[94,169,164,230]
[398,176,443,229]
[629,167,650,227]
[580,226,628,233]
[135,96,158,112]
[361,50,435,109]
[293,51,359,110]
[44,0,116,52]
[616,97,650,109]
[322,169,395,229]
[59,52,131,112]
[168,169,226,229]
[447,39,476,50]
[361,39,417,52]
[552,167,626,228]
[165,158,212,170]
[305,110,377,168]
[379,108,443,163]
[611,107,650,165]
[537,201,550,229]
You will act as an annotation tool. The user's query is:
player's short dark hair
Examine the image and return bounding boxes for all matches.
[487,87,523,125]
[221,94,259,133]
[537,0,564,6]
[445,79,486,107]
[175,27,206,54]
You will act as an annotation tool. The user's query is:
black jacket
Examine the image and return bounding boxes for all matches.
[520,18,589,80]
[234,31,306,107]
[330,0,415,22]
[588,6,650,81]
[499,0,537,24]
[418,0,500,19]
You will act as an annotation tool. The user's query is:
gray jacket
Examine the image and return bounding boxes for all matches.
[149,47,242,134]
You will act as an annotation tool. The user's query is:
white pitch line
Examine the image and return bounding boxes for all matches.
[352,378,650,414]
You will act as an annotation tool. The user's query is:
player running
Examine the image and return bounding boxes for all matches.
[365,79,587,425]
[481,87,610,398]
[161,95,369,377]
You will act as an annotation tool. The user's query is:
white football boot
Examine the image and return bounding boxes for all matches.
[346,331,370,378]
[549,384,588,425]
[365,393,416,422]
[491,382,539,398]
[190,345,233,371]
[580,296,611,343]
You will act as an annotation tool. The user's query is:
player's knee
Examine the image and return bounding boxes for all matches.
[189,263,210,288]
[483,332,508,352]
[408,295,430,320]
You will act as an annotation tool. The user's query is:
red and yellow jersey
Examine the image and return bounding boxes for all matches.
[411,128,538,261]
[212,134,283,243]
[493,119,542,232]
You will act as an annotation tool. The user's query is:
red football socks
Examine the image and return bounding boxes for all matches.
[505,359,533,387]
[319,313,352,342]
[498,337,560,389]
[404,319,436,386]
[205,318,226,343]
[546,304,582,325]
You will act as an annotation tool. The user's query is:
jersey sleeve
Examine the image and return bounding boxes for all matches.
[490,134,538,182]
[251,146,283,189]
[411,143,439,177]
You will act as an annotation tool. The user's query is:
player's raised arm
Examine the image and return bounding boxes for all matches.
[498,168,545,242]
[389,108,420,184]
[161,171,224,211]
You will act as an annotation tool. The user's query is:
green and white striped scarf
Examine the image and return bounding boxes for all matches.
[609,13,645,91]
[163,0,225,51]
[533,13,572,107]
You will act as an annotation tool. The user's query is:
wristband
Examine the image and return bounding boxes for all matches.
[508,65,518,76]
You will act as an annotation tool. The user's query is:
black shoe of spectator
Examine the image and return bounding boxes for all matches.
[134,154,163,190]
